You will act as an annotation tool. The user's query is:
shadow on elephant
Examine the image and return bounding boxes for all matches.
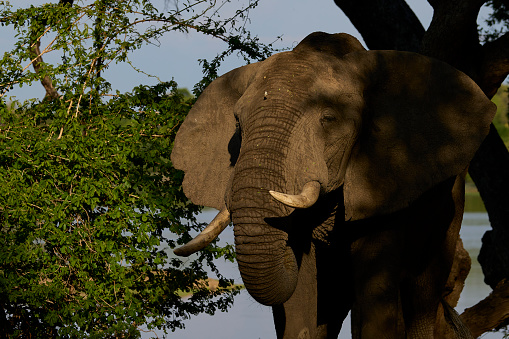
[171,32,495,338]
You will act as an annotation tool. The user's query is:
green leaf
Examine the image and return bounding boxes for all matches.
[0,0,264,336]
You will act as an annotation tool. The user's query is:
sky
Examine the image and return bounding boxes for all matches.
[1,0,440,101]
[1,1,498,101]
[1,3,502,338]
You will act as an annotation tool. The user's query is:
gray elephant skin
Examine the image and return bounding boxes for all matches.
[171,32,496,338]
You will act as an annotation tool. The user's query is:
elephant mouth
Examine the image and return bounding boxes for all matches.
[173,177,325,306]
[173,180,323,257]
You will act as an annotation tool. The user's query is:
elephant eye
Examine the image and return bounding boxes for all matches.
[320,112,337,126]
[235,116,241,131]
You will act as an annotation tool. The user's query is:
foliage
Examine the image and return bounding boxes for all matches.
[482,0,509,41]
[491,85,509,147]
[0,0,274,337]
[0,83,233,338]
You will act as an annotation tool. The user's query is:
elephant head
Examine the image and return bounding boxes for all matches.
[171,32,495,306]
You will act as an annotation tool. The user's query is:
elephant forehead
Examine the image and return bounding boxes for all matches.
[236,58,363,114]
[255,51,356,87]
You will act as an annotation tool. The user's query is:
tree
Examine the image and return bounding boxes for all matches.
[333,0,509,335]
[0,0,274,337]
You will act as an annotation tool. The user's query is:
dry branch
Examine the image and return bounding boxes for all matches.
[461,279,509,337]
[29,40,59,100]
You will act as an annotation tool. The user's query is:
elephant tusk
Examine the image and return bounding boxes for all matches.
[173,207,231,257]
[269,181,321,209]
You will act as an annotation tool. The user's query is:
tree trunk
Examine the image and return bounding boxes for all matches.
[333,0,424,52]
[470,125,509,289]
[333,0,509,335]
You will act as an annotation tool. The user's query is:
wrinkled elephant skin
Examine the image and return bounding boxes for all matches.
[171,32,496,338]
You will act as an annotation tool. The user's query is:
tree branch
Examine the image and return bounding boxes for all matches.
[426,0,487,10]
[28,0,75,100]
[420,0,484,74]
[461,279,509,337]
[333,0,425,51]
[470,124,509,290]
[29,40,59,100]
[478,32,509,98]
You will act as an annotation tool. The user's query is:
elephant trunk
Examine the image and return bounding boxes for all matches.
[227,104,328,306]
[231,194,299,306]
[229,148,299,306]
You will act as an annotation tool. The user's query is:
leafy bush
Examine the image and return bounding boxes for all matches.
[0,0,273,337]
[0,82,239,337]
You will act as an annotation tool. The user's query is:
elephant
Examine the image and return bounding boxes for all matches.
[171,32,496,338]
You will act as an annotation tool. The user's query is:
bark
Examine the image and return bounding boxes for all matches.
[30,41,59,100]
[420,0,483,74]
[333,0,424,52]
[333,0,509,335]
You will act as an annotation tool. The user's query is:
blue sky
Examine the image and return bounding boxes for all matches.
[3,0,496,101]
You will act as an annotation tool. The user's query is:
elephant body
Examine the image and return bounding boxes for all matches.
[171,32,495,338]
[270,174,465,338]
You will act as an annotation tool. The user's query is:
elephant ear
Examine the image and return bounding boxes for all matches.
[171,63,259,210]
[343,51,496,221]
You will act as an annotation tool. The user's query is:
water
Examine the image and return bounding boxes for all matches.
[164,211,504,338]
